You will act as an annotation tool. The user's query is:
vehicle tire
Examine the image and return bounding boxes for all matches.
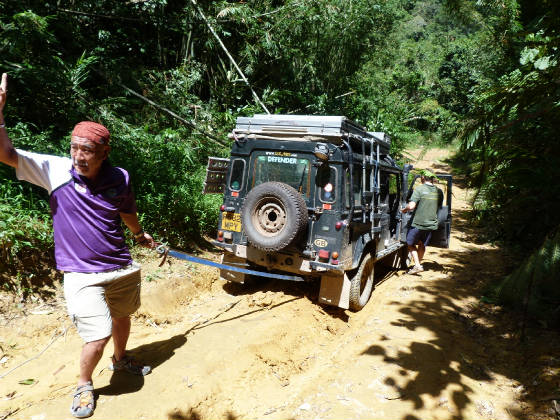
[348,252,375,311]
[241,181,308,252]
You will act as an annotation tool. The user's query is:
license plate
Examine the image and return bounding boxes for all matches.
[221,213,241,232]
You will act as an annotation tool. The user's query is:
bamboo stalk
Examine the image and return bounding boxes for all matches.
[189,0,271,115]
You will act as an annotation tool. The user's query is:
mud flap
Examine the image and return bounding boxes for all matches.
[318,273,351,309]
[219,253,247,283]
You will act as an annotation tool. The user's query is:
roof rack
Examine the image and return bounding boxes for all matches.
[232,114,391,155]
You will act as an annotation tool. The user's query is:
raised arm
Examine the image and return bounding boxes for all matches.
[0,73,18,168]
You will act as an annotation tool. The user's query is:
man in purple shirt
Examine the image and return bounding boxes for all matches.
[0,73,153,418]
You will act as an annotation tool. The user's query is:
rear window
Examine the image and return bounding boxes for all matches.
[229,158,245,191]
[252,155,311,196]
[316,164,337,203]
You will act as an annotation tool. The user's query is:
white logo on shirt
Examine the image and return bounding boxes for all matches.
[74,183,87,194]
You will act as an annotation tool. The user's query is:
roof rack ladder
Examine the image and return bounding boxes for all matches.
[362,137,367,224]
[371,141,380,237]
[367,138,374,226]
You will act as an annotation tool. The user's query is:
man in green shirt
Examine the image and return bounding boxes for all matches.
[401,169,443,274]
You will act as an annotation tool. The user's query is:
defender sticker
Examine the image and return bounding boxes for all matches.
[267,156,297,164]
[314,238,328,247]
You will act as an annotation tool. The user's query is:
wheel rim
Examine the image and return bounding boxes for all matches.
[252,197,287,237]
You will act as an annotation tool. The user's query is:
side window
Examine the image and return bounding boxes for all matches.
[388,173,400,212]
[316,164,337,203]
[389,173,398,194]
[353,166,361,206]
[345,166,362,208]
[229,159,245,191]
[379,172,389,205]
[345,169,350,208]
[365,167,371,193]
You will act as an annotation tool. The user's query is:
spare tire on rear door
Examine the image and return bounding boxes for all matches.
[241,181,308,252]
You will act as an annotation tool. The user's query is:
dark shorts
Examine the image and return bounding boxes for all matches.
[406,227,433,247]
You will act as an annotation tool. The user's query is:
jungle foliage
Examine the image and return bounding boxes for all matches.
[0,0,558,316]
[493,227,560,327]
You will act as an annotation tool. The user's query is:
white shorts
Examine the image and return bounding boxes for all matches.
[64,262,141,342]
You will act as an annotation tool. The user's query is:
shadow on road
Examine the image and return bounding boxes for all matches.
[356,200,560,419]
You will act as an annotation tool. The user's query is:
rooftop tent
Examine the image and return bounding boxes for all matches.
[232,114,391,155]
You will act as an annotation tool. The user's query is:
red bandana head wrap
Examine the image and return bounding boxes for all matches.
[71,121,110,145]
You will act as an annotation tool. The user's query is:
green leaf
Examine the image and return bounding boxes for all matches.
[534,56,552,70]
[18,378,36,385]
[519,48,539,65]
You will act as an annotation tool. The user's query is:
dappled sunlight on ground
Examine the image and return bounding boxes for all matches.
[1,147,558,420]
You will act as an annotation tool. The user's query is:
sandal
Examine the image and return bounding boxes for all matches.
[70,381,95,418]
[109,354,151,376]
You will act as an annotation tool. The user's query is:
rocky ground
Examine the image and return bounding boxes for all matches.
[1,147,559,420]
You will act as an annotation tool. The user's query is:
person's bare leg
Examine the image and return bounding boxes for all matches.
[79,336,110,385]
[112,316,130,361]
[408,244,421,268]
[417,241,425,264]
[110,316,150,375]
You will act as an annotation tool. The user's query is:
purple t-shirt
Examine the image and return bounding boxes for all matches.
[16,150,136,273]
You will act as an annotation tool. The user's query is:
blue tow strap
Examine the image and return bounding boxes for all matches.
[159,247,306,282]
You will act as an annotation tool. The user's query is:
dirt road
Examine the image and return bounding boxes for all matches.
[1,148,558,420]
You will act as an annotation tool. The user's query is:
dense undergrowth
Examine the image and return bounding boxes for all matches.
[0,0,558,323]
[483,228,560,328]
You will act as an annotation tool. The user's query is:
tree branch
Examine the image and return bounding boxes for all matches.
[190,0,271,115]
[117,82,229,147]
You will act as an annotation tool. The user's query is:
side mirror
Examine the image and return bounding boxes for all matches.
[314,143,329,162]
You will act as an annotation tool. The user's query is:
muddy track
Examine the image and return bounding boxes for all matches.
[1,148,558,420]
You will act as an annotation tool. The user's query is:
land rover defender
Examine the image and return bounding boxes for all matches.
[204,114,452,310]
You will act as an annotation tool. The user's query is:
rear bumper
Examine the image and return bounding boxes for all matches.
[216,242,346,277]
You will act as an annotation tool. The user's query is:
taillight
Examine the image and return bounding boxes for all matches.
[217,231,224,241]
[332,251,339,260]
[335,221,343,230]
[318,249,330,259]
[220,205,225,211]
